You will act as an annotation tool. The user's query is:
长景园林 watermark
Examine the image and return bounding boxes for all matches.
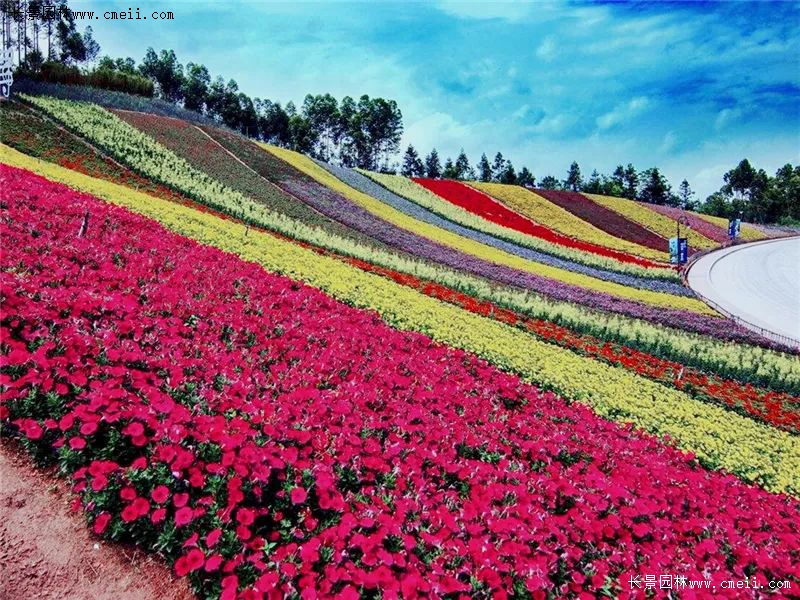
[0,2,174,21]
[629,573,792,592]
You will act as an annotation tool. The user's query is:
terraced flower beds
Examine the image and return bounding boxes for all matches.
[363,171,677,281]
[414,178,668,264]
[0,101,190,206]
[110,109,388,249]
[320,162,690,296]
[4,165,800,598]
[3,153,798,498]
[583,192,718,251]
[267,146,709,315]
[533,189,670,252]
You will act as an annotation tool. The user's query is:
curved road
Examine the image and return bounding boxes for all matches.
[687,237,800,347]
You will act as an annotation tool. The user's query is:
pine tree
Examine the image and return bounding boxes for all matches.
[585,169,602,193]
[623,163,639,200]
[442,157,458,179]
[454,149,473,180]
[499,162,517,184]
[401,145,424,177]
[678,179,696,210]
[517,166,535,187]
[564,161,583,191]
[539,175,560,190]
[476,153,492,182]
[424,149,442,178]
[491,152,507,182]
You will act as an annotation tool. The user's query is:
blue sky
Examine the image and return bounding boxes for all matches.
[78,0,799,198]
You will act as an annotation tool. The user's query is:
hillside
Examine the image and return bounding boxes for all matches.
[2,91,799,599]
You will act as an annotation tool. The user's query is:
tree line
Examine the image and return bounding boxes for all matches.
[3,2,795,223]
[400,145,798,225]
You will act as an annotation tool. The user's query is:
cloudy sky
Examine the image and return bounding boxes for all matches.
[79,0,799,198]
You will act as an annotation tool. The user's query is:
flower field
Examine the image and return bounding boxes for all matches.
[362,171,678,281]
[264,145,711,314]
[3,93,800,599]
[4,163,800,599]
[413,178,669,264]
[467,181,668,263]
[646,203,764,243]
[532,189,670,252]
[582,193,718,251]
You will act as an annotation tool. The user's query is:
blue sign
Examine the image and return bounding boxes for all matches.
[728,218,741,239]
[669,237,689,264]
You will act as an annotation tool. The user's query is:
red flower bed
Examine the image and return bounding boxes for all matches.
[534,189,669,252]
[413,178,667,268]
[3,166,800,599]
[334,256,800,433]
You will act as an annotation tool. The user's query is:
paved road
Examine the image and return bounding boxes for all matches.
[687,237,800,346]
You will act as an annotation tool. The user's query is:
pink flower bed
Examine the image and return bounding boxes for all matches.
[3,165,799,599]
[646,204,730,243]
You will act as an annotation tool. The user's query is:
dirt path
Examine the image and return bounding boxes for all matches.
[0,441,194,600]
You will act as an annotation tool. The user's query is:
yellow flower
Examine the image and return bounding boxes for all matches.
[472,182,669,260]
[4,144,797,497]
[584,193,718,250]
[264,145,713,315]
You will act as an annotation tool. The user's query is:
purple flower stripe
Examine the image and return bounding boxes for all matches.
[315,160,692,297]
[647,204,730,243]
[268,166,779,348]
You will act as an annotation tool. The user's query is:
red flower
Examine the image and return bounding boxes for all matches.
[151,485,170,504]
[290,487,308,505]
[93,512,111,535]
[174,506,194,527]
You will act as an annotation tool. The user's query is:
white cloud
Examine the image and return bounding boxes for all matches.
[714,108,742,131]
[434,0,534,22]
[535,36,557,61]
[596,97,650,130]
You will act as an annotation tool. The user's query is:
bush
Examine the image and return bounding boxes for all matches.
[15,61,154,97]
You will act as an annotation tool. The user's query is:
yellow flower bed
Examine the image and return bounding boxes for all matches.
[360,170,678,281]
[584,193,718,250]
[694,211,764,241]
[261,144,713,315]
[472,182,669,260]
[4,144,797,496]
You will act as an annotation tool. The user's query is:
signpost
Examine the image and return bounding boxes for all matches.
[0,49,13,99]
[669,236,688,264]
[728,218,741,239]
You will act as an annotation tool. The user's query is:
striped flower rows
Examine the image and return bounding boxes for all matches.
[415,178,669,264]
[4,165,799,599]
[362,171,678,281]
[318,161,690,296]
[265,145,711,315]
[583,192,718,251]
[3,153,797,497]
[533,189,670,253]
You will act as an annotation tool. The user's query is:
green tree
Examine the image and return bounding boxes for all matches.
[453,149,474,180]
[476,153,492,182]
[401,145,424,177]
[623,163,639,200]
[678,179,697,210]
[499,161,517,184]
[442,157,458,179]
[491,152,507,182]
[302,93,340,161]
[584,169,602,193]
[517,166,535,187]
[424,149,442,178]
[564,161,583,191]
[639,167,672,205]
[539,175,560,189]
[182,62,210,113]
[139,47,184,102]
